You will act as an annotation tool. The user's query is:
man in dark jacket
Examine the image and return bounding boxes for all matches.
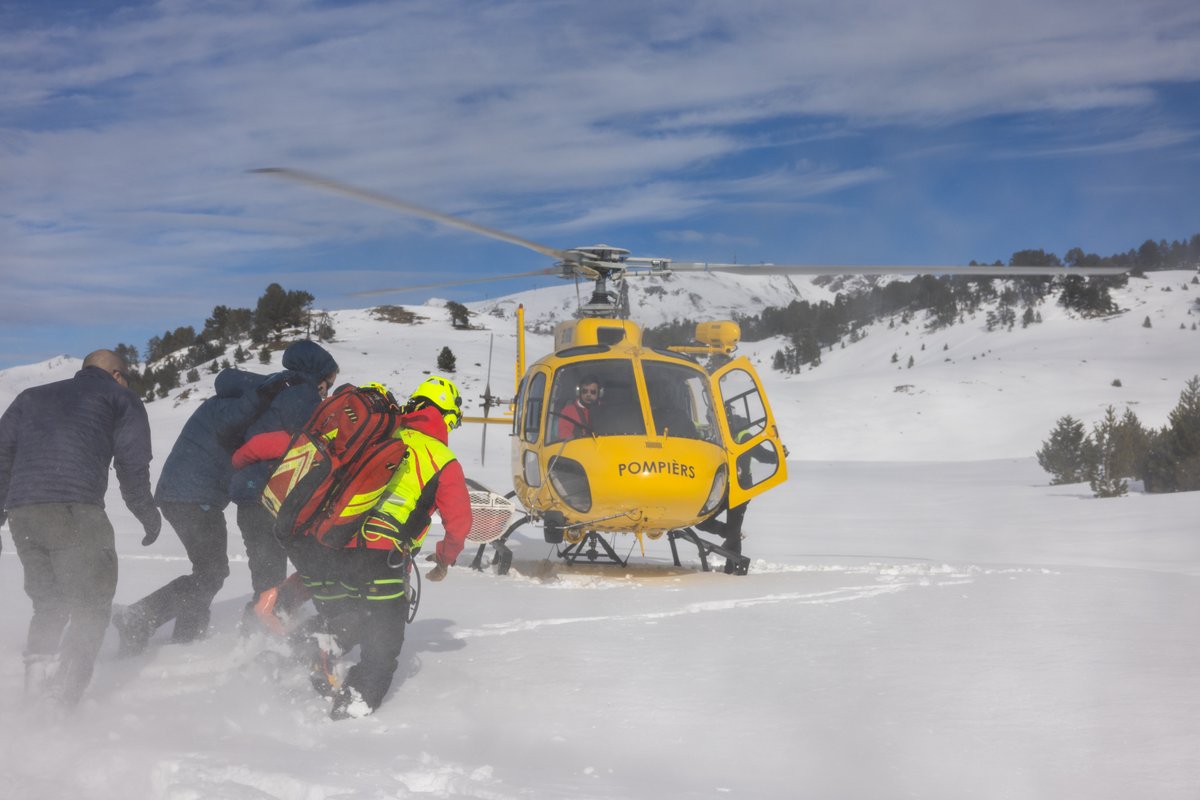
[229,341,337,622]
[0,349,160,707]
[113,366,287,652]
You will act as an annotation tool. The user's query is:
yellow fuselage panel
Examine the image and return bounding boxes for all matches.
[514,436,725,534]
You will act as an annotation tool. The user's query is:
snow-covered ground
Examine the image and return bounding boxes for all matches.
[1,271,1198,799]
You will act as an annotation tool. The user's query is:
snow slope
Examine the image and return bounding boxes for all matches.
[0,270,1198,799]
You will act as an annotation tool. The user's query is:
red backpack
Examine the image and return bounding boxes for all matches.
[262,384,407,548]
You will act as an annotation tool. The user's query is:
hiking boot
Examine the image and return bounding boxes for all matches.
[329,686,373,720]
[310,661,339,699]
[112,605,153,657]
[286,624,341,697]
[308,639,341,698]
[170,610,210,644]
[23,654,59,699]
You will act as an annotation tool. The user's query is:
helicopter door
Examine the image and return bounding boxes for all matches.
[709,358,788,508]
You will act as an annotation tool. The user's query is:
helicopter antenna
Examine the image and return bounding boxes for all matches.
[480,334,495,466]
[617,277,631,320]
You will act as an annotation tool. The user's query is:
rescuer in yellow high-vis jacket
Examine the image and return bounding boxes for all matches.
[308,376,473,720]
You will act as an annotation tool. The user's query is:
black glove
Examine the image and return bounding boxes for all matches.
[136,506,163,546]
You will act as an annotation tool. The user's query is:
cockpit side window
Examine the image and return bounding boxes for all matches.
[522,372,546,443]
[718,368,768,441]
[717,367,780,489]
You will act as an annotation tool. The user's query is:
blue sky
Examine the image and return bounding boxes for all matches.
[2,0,1199,369]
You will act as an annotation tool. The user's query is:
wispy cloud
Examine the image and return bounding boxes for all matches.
[1020,128,1199,158]
[2,0,1200,366]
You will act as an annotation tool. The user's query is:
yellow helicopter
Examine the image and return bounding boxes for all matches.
[483,306,786,575]
[253,167,1125,576]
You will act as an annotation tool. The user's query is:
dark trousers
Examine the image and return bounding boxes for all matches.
[695,501,748,572]
[236,503,289,598]
[9,503,119,705]
[306,547,410,711]
[130,502,229,643]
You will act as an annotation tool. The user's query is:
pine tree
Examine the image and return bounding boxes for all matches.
[233,344,249,364]
[1111,408,1151,480]
[202,305,253,345]
[1036,415,1095,484]
[186,368,200,384]
[155,362,181,398]
[258,348,272,364]
[313,312,336,342]
[1143,316,1152,328]
[780,345,800,374]
[446,301,470,329]
[114,342,140,367]
[251,283,314,343]
[1143,376,1200,492]
[796,333,821,367]
[1087,406,1129,498]
[437,346,457,373]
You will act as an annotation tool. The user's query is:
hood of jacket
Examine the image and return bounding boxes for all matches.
[282,340,338,383]
[400,406,450,445]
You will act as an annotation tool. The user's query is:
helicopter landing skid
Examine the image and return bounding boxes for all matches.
[667,528,750,575]
[558,531,627,567]
[469,514,530,576]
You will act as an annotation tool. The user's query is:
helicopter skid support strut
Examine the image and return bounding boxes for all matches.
[667,528,750,576]
[558,531,627,567]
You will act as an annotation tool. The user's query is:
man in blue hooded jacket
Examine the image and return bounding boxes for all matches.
[230,340,338,621]
[113,341,337,653]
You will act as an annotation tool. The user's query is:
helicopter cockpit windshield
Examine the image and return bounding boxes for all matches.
[643,361,721,444]
[546,361,646,443]
[544,359,724,446]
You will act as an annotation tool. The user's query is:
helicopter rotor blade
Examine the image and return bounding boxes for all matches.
[348,267,561,298]
[661,262,1127,278]
[251,167,570,261]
